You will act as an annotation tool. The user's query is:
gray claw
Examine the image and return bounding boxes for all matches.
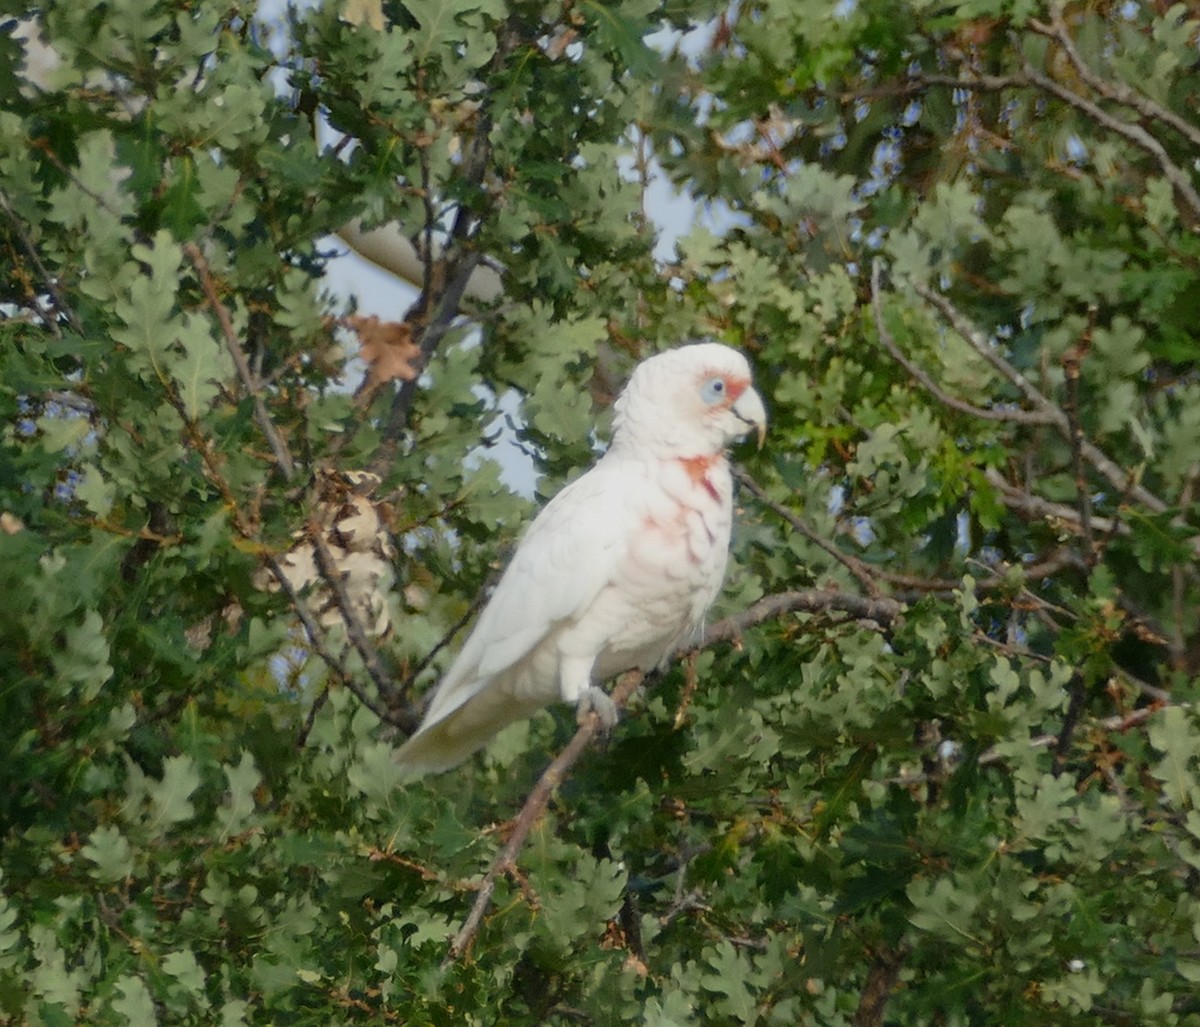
[576,686,618,730]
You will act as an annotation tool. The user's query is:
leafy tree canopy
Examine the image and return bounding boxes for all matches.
[2,0,1200,1023]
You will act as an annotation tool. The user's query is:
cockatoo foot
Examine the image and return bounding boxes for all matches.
[576,686,618,730]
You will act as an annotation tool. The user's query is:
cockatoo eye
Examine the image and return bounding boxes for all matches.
[700,377,727,405]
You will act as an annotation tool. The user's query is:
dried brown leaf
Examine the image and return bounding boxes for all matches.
[346,315,421,387]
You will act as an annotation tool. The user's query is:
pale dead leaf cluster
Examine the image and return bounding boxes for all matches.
[257,469,397,637]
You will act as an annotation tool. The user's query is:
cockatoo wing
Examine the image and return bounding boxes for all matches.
[398,459,646,761]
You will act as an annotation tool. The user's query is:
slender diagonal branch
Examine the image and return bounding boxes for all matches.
[910,277,1170,515]
[1019,57,1200,222]
[1029,15,1200,151]
[446,670,645,963]
[443,586,908,962]
[1061,338,1095,563]
[734,467,883,596]
[870,261,1053,427]
[0,188,82,337]
[908,278,1054,416]
[264,551,413,731]
[184,242,297,481]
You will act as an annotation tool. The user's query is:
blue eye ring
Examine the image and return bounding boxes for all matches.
[701,377,726,404]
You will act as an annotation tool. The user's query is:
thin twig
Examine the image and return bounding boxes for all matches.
[877,548,1085,595]
[1061,335,1094,564]
[370,109,498,475]
[853,945,909,1027]
[184,242,297,481]
[984,469,1124,539]
[693,589,905,650]
[888,701,1179,787]
[297,682,332,749]
[0,188,82,337]
[870,261,1053,427]
[912,278,1170,515]
[264,550,414,732]
[169,384,412,733]
[446,670,645,963]
[398,583,494,705]
[1030,15,1200,151]
[445,589,908,961]
[1018,56,1200,223]
[909,278,1055,416]
[733,466,883,596]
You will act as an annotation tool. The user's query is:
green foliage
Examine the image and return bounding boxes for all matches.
[2,0,1200,1023]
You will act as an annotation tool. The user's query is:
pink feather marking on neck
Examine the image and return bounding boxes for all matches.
[678,455,722,502]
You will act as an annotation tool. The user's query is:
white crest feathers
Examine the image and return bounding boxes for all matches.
[395,342,767,774]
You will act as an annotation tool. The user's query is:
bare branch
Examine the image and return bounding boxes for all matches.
[184,242,297,481]
[444,586,913,961]
[878,548,1086,596]
[446,670,645,963]
[1029,15,1200,151]
[853,945,908,1027]
[733,466,883,596]
[263,551,412,731]
[870,261,1054,426]
[1061,337,1095,563]
[984,468,1129,540]
[911,278,1171,515]
[1018,56,1200,223]
[697,590,904,648]
[888,701,1181,788]
[908,277,1055,415]
[0,188,82,337]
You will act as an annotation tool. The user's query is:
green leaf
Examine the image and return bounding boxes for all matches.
[52,609,114,701]
[582,0,661,77]
[217,751,262,840]
[162,948,207,997]
[906,876,981,943]
[111,975,157,1025]
[80,824,133,884]
[147,754,202,830]
[1148,707,1200,809]
[173,313,230,419]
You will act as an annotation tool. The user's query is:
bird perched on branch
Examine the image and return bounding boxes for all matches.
[395,342,767,774]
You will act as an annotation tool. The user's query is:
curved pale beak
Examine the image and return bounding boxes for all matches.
[732,387,767,448]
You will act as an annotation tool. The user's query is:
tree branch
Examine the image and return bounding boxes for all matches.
[870,261,1054,427]
[853,945,909,1027]
[369,106,499,477]
[444,586,909,962]
[264,550,412,731]
[699,590,904,649]
[0,187,82,338]
[308,528,400,706]
[184,242,297,482]
[446,670,645,963]
[1018,56,1200,223]
[1061,334,1095,564]
[910,277,1170,515]
[1029,14,1200,151]
[733,466,883,597]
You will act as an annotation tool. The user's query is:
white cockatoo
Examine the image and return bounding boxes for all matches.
[395,342,767,774]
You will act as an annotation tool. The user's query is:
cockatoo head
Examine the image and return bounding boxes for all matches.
[612,342,767,458]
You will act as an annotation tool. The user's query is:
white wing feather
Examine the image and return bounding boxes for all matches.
[396,459,646,770]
